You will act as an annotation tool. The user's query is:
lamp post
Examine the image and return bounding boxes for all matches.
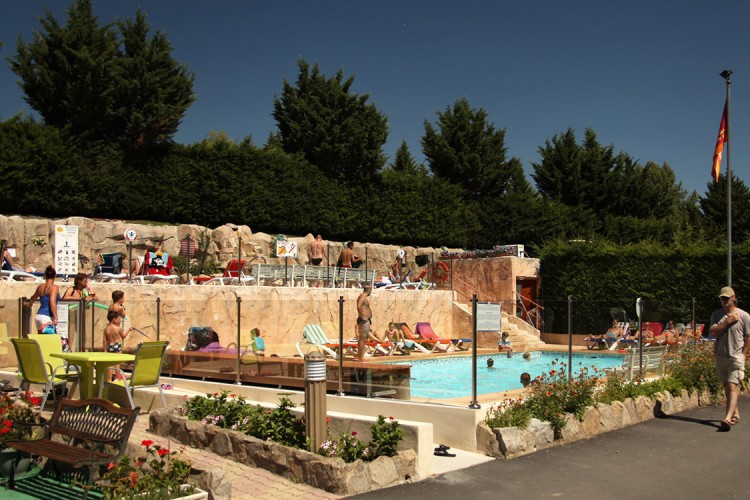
[720,69,733,286]
[233,225,242,286]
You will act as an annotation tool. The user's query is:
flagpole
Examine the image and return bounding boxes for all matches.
[721,69,732,286]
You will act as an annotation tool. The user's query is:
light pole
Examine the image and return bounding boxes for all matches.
[720,69,732,286]
[233,225,242,286]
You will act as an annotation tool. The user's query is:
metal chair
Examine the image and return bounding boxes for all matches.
[101,341,170,409]
[11,337,79,409]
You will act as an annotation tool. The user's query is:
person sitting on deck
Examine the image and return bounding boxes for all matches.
[498,331,513,354]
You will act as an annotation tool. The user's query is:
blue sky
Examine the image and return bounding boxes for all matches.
[0,0,747,195]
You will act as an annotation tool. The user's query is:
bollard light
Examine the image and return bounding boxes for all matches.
[304,351,327,451]
[304,351,327,381]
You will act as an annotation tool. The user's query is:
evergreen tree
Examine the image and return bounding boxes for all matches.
[10,0,194,148]
[113,9,195,148]
[272,59,389,180]
[421,97,527,198]
[700,174,750,244]
[10,0,118,141]
[389,140,426,175]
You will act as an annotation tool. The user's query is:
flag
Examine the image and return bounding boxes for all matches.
[712,100,728,182]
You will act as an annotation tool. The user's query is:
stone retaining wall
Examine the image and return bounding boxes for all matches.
[476,389,714,459]
[149,409,418,496]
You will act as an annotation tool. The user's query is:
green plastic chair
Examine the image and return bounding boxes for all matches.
[10,337,79,409]
[101,341,170,409]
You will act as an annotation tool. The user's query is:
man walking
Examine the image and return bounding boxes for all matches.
[709,286,750,431]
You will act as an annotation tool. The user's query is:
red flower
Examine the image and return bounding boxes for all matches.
[2,420,12,427]
[141,439,154,447]
[325,417,331,423]
[351,431,357,436]
[157,448,170,457]
[107,462,116,471]
[389,416,394,421]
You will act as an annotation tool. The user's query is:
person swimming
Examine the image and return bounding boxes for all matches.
[487,357,495,369]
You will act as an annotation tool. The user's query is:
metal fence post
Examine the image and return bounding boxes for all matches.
[567,294,573,381]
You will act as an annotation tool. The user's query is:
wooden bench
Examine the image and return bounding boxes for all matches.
[5,397,139,499]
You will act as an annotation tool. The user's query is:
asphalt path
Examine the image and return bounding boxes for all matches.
[353,395,750,499]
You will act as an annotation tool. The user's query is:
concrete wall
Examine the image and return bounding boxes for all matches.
[0,280,464,361]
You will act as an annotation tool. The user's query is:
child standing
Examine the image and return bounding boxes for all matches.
[104,310,134,380]
[109,290,126,321]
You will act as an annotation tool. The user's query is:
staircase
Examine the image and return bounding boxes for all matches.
[452,301,546,351]
[501,312,546,351]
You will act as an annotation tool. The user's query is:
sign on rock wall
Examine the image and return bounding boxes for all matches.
[54,225,79,276]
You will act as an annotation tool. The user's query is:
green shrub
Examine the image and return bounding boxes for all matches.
[485,398,532,429]
[523,360,600,438]
[665,343,723,401]
[318,415,404,463]
[179,392,307,449]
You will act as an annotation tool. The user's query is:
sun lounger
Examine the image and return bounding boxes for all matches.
[414,322,454,353]
[90,252,127,282]
[296,324,350,360]
[133,274,179,284]
[393,323,430,353]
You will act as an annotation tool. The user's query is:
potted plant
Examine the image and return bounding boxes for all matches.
[0,390,45,477]
[99,439,206,500]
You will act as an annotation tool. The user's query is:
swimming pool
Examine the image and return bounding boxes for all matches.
[386,351,624,399]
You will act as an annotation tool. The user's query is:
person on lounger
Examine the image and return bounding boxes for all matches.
[642,322,666,345]
[664,320,679,345]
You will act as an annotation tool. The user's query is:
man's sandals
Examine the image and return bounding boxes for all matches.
[434,444,455,457]
[719,415,739,432]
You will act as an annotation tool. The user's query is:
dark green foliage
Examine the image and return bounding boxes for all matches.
[10,0,194,149]
[538,238,750,333]
[700,173,750,244]
[273,59,388,180]
[422,97,527,198]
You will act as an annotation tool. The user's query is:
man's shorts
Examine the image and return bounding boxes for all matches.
[716,356,745,385]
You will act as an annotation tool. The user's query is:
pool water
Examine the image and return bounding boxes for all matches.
[386,351,624,399]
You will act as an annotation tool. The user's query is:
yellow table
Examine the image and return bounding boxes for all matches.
[50,352,135,400]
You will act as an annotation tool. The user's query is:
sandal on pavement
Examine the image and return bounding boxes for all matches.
[731,415,740,425]
[434,448,456,457]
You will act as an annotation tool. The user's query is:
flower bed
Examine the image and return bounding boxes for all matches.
[148,409,417,496]
[477,389,708,458]
[478,343,725,458]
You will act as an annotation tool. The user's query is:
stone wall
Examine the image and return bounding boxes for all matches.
[0,280,459,362]
[149,409,418,496]
[476,389,711,459]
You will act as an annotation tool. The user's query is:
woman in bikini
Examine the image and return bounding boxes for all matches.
[25,266,59,333]
[62,273,98,303]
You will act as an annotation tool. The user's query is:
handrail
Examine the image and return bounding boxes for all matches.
[450,275,493,303]
[513,290,544,330]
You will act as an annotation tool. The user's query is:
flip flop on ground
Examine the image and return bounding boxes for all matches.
[434,448,456,457]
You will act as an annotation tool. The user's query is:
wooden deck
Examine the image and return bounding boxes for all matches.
[158,350,411,399]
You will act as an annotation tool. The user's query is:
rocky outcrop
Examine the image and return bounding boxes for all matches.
[0,214,446,277]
